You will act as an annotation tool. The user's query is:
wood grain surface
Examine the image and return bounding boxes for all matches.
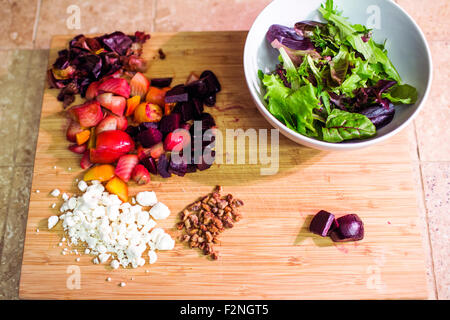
[19,32,427,299]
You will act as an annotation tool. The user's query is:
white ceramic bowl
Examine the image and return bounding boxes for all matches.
[243,0,432,151]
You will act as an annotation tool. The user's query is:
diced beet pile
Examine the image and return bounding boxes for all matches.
[309,210,364,242]
[48,31,150,108]
[50,31,221,202]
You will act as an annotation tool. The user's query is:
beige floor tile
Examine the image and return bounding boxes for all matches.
[34,0,155,49]
[0,166,33,300]
[421,162,450,299]
[397,0,450,41]
[0,167,14,257]
[15,52,48,166]
[154,0,271,32]
[0,50,33,166]
[414,41,450,162]
[0,0,38,49]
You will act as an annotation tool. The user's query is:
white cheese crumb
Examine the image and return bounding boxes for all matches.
[98,253,110,263]
[155,233,175,250]
[75,258,80,262]
[148,251,157,264]
[149,202,171,220]
[51,203,56,209]
[78,180,88,192]
[36,228,39,233]
[50,189,60,197]
[136,191,158,207]
[62,193,69,201]
[68,167,72,171]
[110,260,119,269]
[93,257,99,264]
[48,215,59,229]
[106,277,111,282]
[120,282,126,287]
[53,166,57,169]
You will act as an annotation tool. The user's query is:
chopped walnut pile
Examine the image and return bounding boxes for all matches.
[177,186,243,260]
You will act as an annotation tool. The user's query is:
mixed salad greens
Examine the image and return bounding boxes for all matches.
[259,0,418,143]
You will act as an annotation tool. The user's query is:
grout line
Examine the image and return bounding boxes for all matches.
[31,0,42,48]
[413,122,440,299]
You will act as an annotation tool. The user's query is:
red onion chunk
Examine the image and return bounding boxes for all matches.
[309,210,337,237]
[330,214,364,242]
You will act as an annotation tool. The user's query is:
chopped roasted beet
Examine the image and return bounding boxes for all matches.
[138,127,163,148]
[173,101,195,122]
[199,113,216,129]
[196,148,215,171]
[151,77,172,88]
[186,78,209,98]
[138,122,159,132]
[141,157,158,175]
[330,214,364,242]
[186,164,197,173]
[125,125,140,138]
[192,98,204,119]
[159,113,181,134]
[200,70,221,94]
[157,154,171,178]
[204,94,216,107]
[168,155,188,177]
[165,84,189,103]
[309,210,337,237]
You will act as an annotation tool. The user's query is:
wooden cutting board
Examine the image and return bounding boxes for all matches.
[19,32,428,299]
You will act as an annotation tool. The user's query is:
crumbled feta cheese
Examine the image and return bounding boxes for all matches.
[36,228,39,233]
[48,215,59,229]
[106,277,111,282]
[51,203,56,209]
[62,193,69,201]
[55,182,174,269]
[78,180,88,192]
[148,251,157,264]
[51,189,60,197]
[36,190,40,193]
[155,233,175,250]
[98,253,110,263]
[120,282,126,287]
[110,260,120,269]
[149,202,170,220]
[75,258,80,262]
[136,191,158,207]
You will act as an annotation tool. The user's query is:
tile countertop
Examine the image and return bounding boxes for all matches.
[0,0,448,299]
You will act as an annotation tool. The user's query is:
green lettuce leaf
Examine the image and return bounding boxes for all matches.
[288,82,320,136]
[322,109,376,142]
[329,45,349,85]
[382,84,418,105]
[262,74,296,130]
